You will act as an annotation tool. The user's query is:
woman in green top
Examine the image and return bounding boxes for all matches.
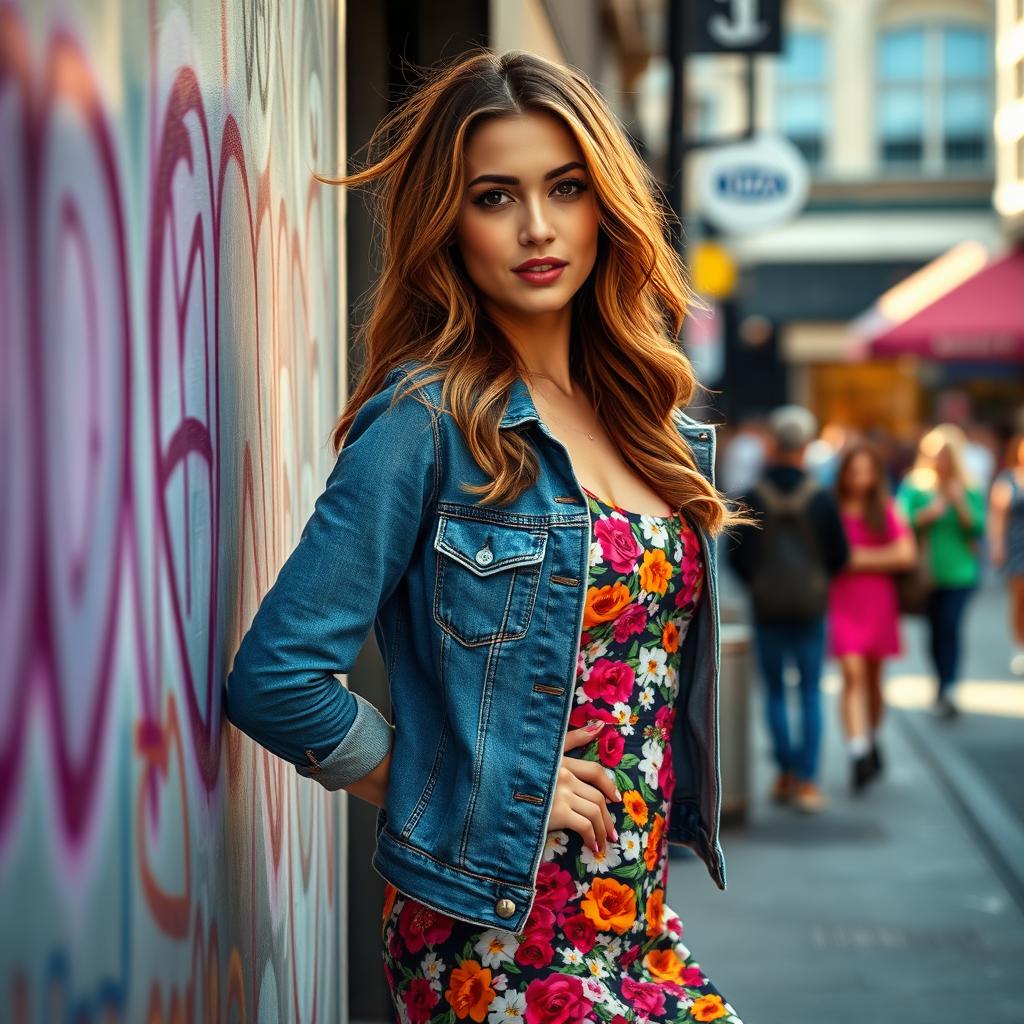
[896,424,987,718]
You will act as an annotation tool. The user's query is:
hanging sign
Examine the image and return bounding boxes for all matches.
[685,0,783,55]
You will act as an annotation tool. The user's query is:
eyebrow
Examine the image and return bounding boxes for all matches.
[466,161,587,189]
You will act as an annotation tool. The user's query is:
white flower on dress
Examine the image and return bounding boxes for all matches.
[473,928,519,969]
[488,989,527,1023]
[580,840,622,874]
[638,686,655,709]
[588,538,604,567]
[542,830,568,861]
[491,972,508,992]
[584,957,610,980]
[560,946,585,966]
[594,934,624,960]
[636,644,668,686]
[639,737,663,790]
[610,702,634,734]
[616,829,642,861]
[420,951,446,989]
[582,977,616,1005]
[640,517,671,548]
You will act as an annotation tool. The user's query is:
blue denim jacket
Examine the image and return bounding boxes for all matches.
[224,359,725,932]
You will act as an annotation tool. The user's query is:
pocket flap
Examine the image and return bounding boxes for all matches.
[434,515,547,576]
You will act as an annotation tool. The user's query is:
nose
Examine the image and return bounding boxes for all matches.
[519,194,556,247]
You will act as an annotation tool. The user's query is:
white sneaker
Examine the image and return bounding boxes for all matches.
[1010,650,1024,677]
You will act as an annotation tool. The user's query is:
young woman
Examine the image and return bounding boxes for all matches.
[224,49,754,1021]
[987,431,1024,676]
[896,424,987,718]
[828,442,916,794]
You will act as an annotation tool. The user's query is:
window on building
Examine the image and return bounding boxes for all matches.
[776,30,828,169]
[877,23,993,174]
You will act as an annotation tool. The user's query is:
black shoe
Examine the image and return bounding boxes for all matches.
[932,694,960,720]
[850,752,875,795]
[868,739,883,777]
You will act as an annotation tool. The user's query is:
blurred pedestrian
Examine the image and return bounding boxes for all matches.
[828,442,916,794]
[726,405,850,813]
[896,424,987,718]
[987,431,1024,676]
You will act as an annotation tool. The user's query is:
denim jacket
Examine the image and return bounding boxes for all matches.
[224,359,725,933]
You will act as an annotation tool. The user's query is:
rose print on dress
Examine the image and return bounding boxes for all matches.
[380,489,743,1023]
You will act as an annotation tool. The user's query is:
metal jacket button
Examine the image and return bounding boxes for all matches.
[475,547,494,566]
[495,898,516,918]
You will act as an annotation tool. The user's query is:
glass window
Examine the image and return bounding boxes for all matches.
[776,30,828,169]
[876,23,992,173]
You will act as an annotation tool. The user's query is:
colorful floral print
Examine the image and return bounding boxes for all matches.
[380,489,744,1024]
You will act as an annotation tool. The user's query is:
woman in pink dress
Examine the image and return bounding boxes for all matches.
[828,441,916,795]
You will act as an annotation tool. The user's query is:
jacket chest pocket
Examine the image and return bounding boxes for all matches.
[432,514,548,647]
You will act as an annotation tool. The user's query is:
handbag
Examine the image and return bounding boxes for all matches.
[894,528,932,616]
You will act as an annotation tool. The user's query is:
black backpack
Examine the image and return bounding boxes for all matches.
[748,475,830,625]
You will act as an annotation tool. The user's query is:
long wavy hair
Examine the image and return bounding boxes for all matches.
[905,423,976,493]
[834,440,891,539]
[314,47,754,537]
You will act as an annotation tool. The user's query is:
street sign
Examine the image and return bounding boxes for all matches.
[685,0,783,55]
[696,134,810,235]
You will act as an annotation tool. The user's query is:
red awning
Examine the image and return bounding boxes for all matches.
[868,247,1024,361]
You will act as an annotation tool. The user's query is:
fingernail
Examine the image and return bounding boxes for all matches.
[613,788,622,800]
[587,721,602,730]
[610,826,618,841]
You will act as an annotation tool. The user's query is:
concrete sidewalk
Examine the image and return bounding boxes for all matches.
[663,681,1024,1024]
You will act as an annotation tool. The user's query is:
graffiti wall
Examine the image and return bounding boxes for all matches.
[0,1,346,1019]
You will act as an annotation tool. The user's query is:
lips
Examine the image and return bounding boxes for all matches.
[513,257,568,271]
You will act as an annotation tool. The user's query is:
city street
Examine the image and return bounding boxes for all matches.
[666,567,1024,1023]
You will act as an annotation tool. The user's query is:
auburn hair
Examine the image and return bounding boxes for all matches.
[834,440,892,539]
[314,47,755,538]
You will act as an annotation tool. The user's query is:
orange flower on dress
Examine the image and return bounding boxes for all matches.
[382,882,397,925]
[644,812,665,871]
[639,548,673,595]
[444,960,495,1022]
[580,876,637,934]
[691,994,728,1021]
[644,946,684,982]
[622,789,648,827]
[662,619,680,653]
[583,581,633,628]
[645,888,665,937]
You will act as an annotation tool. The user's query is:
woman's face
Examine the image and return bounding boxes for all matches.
[844,451,877,498]
[454,110,600,321]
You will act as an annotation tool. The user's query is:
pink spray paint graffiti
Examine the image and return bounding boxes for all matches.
[0,2,344,1019]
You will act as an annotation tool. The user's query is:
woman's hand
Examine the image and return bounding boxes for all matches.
[547,721,622,856]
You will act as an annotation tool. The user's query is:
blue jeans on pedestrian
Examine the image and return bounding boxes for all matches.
[925,585,974,697]
[751,616,826,782]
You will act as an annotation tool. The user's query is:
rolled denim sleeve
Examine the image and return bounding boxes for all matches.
[223,379,439,791]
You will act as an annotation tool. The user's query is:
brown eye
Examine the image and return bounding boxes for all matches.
[473,189,510,208]
[554,178,587,197]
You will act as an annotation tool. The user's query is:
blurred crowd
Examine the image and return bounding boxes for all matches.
[718,408,1024,814]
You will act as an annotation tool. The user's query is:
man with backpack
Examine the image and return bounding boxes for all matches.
[726,405,850,813]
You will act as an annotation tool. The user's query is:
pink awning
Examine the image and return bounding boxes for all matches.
[867,247,1024,361]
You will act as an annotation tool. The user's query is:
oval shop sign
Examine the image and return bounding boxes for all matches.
[697,134,810,234]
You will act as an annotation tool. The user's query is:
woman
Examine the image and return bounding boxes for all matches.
[828,442,915,794]
[224,49,754,1021]
[987,431,1024,676]
[896,425,986,718]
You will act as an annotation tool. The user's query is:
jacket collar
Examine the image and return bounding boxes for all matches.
[386,358,713,439]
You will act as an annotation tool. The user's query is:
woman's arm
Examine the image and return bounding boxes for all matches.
[987,476,1012,567]
[223,381,440,793]
[846,504,917,573]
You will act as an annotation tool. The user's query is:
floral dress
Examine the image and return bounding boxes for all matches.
[380,486,744,1024]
